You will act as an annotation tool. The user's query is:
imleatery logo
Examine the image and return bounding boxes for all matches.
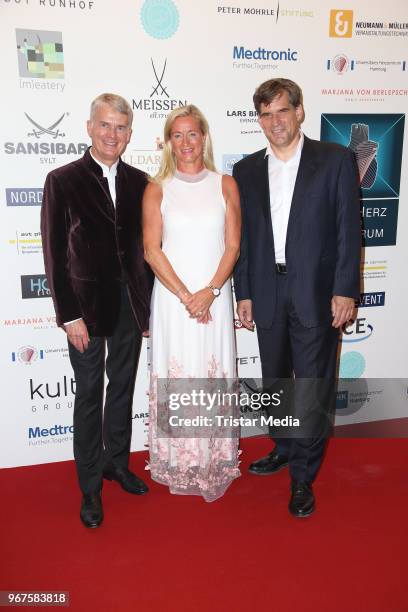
[16,29,64,79]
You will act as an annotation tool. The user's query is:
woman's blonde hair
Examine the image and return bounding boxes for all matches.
[153,104,217,184]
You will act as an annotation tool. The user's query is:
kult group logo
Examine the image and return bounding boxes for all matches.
[16,29,64,79]
[321,114,405,247]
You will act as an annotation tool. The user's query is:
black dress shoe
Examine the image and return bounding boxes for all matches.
[289,481,315,518]
[248,450,289,475]
[103,465,149,495]
[80,493,103,528]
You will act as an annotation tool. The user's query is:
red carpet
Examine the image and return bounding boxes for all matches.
[1,437,407,612]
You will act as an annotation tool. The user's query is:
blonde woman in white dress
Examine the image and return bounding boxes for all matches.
[143,105,241,502]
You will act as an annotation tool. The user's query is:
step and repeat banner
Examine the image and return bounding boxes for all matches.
[1,0,407,468]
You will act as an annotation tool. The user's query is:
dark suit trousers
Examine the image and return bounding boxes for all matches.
[68,284,142,494]
[256,274,339,483]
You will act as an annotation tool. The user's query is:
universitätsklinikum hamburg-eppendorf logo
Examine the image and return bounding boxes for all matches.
[141,0,179,39]
[16,29,64,79]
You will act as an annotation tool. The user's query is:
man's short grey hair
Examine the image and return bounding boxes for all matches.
[90,93,133,125]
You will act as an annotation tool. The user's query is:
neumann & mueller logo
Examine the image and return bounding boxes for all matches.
[21,275,50,299]
[132,58,187,117]
[329,9,353,38]
[16,29,64,81]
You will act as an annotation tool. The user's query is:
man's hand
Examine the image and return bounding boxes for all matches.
[64,318,90,353]
[331,295,356,329]
[237,299,255,331]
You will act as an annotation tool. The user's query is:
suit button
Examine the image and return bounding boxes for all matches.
[116,225,123,231]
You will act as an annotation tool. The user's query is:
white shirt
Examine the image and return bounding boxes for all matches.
[265,132,304,264]
[64,150,119,326]
[90,148,118,205]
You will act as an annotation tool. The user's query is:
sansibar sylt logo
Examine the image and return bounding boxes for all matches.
[329,9,353,38]
[4,112,87,161]
[21,275,50,299]
[141,0,179,39]
[16,29,64,79]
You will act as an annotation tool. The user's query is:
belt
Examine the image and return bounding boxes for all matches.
[275,263,287,274]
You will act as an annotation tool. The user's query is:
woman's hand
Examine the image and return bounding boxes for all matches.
[185,287,214,324]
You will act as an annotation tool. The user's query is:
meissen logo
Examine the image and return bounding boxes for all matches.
[132,58,187,119]
[21,275,50,299]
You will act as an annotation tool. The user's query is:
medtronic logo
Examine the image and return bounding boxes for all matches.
[140,0,179,40]
[358,292,385,308]
[329,9,353,38]
[21,275,50,299]
[6,188,43,207]
[342,318,373,343]
[28,424,74,439]
[233,46,298,61]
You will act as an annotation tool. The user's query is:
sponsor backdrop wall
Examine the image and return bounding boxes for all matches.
[1,0,407,468]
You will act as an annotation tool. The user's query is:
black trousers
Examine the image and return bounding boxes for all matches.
[68,284,142,494]
[256,274,339,484]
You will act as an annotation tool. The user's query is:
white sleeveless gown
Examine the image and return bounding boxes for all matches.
[147,170,241,502]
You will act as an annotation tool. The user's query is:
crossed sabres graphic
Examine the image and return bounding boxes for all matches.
[25,112,66,138]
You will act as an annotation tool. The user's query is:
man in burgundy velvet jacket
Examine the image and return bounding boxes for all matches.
[41,93,152,528]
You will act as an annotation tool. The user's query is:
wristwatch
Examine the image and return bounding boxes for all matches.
[207,284,221,297]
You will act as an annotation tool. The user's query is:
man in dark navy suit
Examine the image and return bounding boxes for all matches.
[233,79,361,517]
